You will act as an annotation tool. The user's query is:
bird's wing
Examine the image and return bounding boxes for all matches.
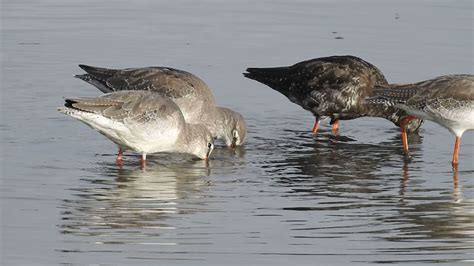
[65,91,182,124]
[78,65,216,103]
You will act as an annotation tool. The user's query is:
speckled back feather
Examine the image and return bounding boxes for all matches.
[367,84,419,106]
[368,74,474,111]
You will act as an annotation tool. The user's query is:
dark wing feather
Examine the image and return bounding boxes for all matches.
[76,65,216,103]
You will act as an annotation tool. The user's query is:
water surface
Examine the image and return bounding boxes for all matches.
[1,0,473,265]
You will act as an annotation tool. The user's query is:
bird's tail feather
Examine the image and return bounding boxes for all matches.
[243,66,292,95]
[78,64,113,78]
[74,64,116,93]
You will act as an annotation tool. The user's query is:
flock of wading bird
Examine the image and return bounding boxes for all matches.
[58,55,474,168]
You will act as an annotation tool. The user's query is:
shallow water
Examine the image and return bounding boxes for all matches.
[1,0,473,265]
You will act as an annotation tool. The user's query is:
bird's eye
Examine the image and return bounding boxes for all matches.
[208,142,213,149]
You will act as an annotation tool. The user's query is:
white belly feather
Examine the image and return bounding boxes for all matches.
[62,108,181,153]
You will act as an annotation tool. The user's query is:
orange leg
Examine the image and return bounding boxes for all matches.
[401,124,409,154]
[400,116,416,157]
[311,118,320,135]
[452,136,461,166]
[116,148,123,165]
[331,119,339,135]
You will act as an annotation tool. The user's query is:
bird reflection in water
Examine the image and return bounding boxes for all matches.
[399,162,461,203]
[258,127,472,264]
[59,157,211,246]
[452,166,461,203]
[373,164,473,264]
[260,128,422,187]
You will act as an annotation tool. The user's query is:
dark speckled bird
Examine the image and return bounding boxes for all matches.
[368,74,474,166]
[244,55,423,134]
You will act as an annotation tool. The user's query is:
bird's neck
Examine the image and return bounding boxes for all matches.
[201,107,229,140]
[176,123,206,155]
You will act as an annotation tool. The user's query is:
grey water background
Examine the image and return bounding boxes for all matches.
[1,0,473,265]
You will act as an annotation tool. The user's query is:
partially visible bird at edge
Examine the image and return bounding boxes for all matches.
[367,74,474,166]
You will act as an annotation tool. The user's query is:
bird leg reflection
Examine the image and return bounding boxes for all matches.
[311,118,320,135]
[399,160,462,204]
[452,164,461,203]
[399,162,410,203]
[140,153,147,169]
